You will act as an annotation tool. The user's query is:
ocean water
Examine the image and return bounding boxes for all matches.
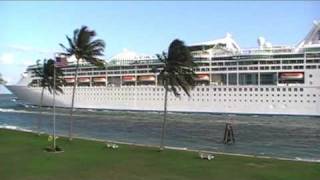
[0,94,319,161]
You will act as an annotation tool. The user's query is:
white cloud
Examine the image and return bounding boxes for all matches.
[8,45,33,52]
[0,52,36,67]
[21,60,34,66]
[7,44,56,54]
[0,53,14,65]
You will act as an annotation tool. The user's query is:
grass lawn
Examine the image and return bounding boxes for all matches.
[0,129,319,180]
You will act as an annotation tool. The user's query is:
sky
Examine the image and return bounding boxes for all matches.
[0,1,319,91]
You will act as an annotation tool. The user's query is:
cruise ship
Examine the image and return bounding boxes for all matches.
[6,21,320,116]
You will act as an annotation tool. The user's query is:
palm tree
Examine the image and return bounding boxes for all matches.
[157,39,197,151]
[60,26,105,140]
[31,59,64,135]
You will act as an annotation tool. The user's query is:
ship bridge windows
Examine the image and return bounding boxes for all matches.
[272,54,304,59]
[212,62,224,66]
[228,74,237,85]
[306,53,320,58]
[228,67,237,71]
[239,67,248,70]
[282,66,292,70]
[271,66,281,70]
[282,60,304,64]
[249,66,258,70]
[294,66,304,69]
[197,62,210,66]
[260,66,270,70]
[239,61,258,65]
[239,73,258,85]
[306,65,317,69]
[212,56,232,61]
[259,61,267,65]
[260,73,277,85]
[211,74,227,85]
[225,62,237,66]
[262,60,281,65]
[282,60,289,64]
[200,68,210,72]
[306,59,320,63]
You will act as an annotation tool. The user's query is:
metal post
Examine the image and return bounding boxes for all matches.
[160,83,168,150]
[53,65,56,150]
[135,65,138,86]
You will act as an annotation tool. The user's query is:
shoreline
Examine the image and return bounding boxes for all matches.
[1,125,319,164]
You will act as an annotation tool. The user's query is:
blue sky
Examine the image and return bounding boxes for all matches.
[0,1,319,90]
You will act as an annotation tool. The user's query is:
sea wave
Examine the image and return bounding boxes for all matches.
[0,124,33,132]
[0,108,34,114]
[295,157,320,163]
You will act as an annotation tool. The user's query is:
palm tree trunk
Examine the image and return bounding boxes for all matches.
[37,87,45,135]
[160,87,168,151]
[69,59,80,140]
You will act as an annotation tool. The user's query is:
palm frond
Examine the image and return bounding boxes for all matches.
[60,25,106,67]
[31,58,65,95]
[156,39,197,97]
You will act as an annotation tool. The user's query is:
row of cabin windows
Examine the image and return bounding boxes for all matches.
[29,54,319,72]
[211,87,304,92]
[212,60,309,66]
[67,86,308,93]
[77,96,317,104]
[211,58,319,66]
[211,93,317,97]
[57,59,320,76]
[210,65,319,71]
[60,56,320,74]
[32,63,320,79]
[211,54,306,61]
[107,64,320,74]
[71,92,317,98]
[69,86,306,93]
[62,60,320,76]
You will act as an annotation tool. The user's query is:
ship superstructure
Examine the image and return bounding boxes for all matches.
[7,21,320,116]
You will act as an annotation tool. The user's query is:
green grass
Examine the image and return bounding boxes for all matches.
[0,129,319,180]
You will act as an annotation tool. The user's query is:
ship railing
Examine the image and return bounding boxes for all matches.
[241,48,293,55]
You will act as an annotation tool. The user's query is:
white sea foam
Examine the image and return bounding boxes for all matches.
[0,107,68,116]
[0,108,32,113]
[295,157,320,163]
[0,108,16,113]
[0,124,32,132]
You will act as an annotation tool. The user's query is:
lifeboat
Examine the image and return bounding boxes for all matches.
[78,77,90,83]
[122,76,136,82]
[138,75,155,81]
[279,72,304,80]
[195,74,210,81]
[65,78,75,83]
[93,77,106,82]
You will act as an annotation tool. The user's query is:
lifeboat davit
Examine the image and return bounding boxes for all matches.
[65,78,75,83]
[122,76,136,82]
[78,77,90,83]
[195,74,210,81]
[93,77,106,82]
[279,72,304,80]
[138,75,155,81]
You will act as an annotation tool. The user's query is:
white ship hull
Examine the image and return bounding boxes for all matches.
[7,85,320,116]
